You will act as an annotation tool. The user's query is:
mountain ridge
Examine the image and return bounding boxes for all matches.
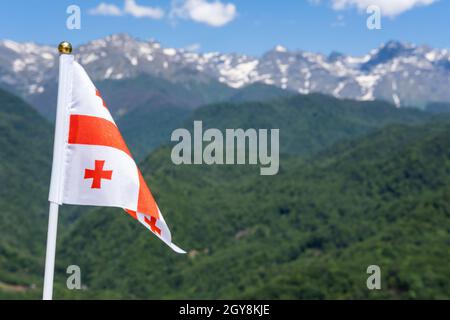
[2,34,450,110]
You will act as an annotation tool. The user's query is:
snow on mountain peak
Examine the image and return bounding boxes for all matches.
[1,34,450,108]
[274,45,287,53]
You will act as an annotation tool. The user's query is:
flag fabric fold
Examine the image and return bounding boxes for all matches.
[48,54,184,254]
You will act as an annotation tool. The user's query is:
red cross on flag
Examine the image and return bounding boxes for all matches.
[48,54,184,254]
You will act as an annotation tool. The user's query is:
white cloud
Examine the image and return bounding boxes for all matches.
[88,0,164,19]
[330,0,437,17]
[89,3,123,16]
[124,0,165,19]
[171,0,237,27]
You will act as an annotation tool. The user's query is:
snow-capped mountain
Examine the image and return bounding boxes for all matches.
[1,33,450,109]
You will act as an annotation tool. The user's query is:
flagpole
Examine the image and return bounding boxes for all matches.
[43,41,73,300]
[43,202,60,300]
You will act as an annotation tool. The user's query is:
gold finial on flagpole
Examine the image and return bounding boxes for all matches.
[58,41,72,54]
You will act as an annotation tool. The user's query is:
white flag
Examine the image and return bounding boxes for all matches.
[49,54,184,253]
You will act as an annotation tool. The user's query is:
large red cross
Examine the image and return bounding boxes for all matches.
[84,160,113,189]
[144,216,161,235]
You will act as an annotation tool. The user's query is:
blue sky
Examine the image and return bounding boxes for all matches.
[0,0,449,56]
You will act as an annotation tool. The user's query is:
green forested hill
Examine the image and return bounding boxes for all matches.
[115,81,294,160]
[187,94,430,156]
[52,114,449,299]
[118,103,190,161]
[0,88,52,296]
[1,86,448,299]
[97,81,429,161]
[228,83,294,103]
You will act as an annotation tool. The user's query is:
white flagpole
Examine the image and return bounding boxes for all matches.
[43,202,60,300]
[43,42,74,300]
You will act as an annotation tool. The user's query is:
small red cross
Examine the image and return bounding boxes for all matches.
[144,216,161,235]
[84,160,113,189]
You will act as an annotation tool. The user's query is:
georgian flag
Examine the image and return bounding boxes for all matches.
[48,54,184,253]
